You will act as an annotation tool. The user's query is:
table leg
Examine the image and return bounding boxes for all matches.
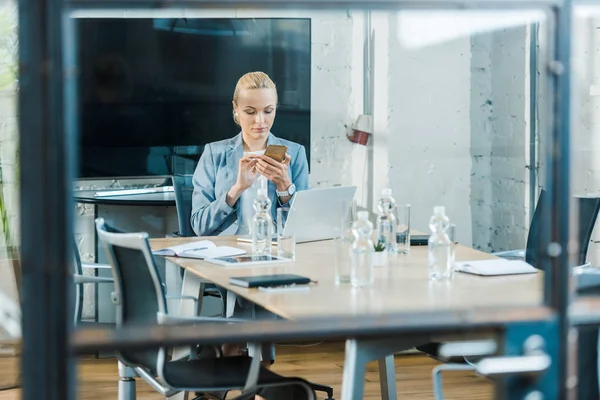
[342,339,367,400]
[341,337,426,400]
[379,355,397,400]
[169,270,204,400]
[165,259,183,316]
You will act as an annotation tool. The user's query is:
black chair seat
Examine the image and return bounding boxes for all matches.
[163,356,297,390]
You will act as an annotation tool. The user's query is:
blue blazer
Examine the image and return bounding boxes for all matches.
[191,132,309,236]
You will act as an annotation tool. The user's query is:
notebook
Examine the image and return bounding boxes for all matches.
[454,259,538,276]
[152,240,246,260]
[229,274,311,288]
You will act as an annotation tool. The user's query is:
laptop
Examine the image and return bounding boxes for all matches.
[238,185,358,244]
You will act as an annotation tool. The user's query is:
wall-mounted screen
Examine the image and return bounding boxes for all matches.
[77,17,311,178]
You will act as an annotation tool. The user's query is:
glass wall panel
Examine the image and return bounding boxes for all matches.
[67,7,551,322]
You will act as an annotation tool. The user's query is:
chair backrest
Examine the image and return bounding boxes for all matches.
[72,238,84,326]
[526,189,600,268]
[172,174,195,237]
[95,218,167,372]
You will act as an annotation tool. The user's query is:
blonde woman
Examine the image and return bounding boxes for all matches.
[191,71,309,237]
[190,72,309,379]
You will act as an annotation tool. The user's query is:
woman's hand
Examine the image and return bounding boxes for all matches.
[226,156,259,207]
[236,155,260,190]
[255,153,292,192]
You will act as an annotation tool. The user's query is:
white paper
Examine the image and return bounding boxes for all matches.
[152,240,215,257]
[181,246,246,260]
[455,259,538,276]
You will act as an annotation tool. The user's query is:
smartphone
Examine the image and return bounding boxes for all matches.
[264,144,287,163]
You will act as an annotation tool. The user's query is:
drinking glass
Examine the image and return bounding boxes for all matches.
[449,223,456,271]
[395,204,411,254]
[277,207,296,259]
[335,198,356,284]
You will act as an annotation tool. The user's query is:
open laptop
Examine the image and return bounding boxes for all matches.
[238,185,358,244]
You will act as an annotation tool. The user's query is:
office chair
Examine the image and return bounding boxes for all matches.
[95,217,317,400]
[172,174,196,238]
[493,188,600,269]
[172,174,227,316]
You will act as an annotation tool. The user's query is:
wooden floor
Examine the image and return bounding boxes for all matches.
[0,342,493,399]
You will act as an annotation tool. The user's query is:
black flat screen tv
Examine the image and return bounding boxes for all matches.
[77,17,311,178]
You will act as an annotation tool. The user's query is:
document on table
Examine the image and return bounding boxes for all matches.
[152,240,246,260]
[455,259,538,276]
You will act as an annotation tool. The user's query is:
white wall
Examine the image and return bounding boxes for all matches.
[370,14,532,251]
[572,11,600,266]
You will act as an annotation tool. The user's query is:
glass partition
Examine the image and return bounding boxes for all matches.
[66,6,552,324]
[16,2,570,398]
[572,4,600,271]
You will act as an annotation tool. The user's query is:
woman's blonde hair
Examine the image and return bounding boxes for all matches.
[232,71,277,125]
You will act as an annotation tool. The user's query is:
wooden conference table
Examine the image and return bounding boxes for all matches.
[150,236,542,399]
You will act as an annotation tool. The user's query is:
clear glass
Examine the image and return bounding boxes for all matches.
[428,210,453,281]
[335,198,356,284]
[449,223,457,271]
[276,207,295,260]
[395,204,411,254]
[350,216,374,288]
[376,192,397,253]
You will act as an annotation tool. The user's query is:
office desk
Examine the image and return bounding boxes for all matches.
[151,236,542,399]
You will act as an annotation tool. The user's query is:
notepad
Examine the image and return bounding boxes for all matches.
[153,240,246,260]
[455,259,538,276]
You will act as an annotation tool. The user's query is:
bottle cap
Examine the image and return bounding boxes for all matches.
[381,188,392,197]
[357,211,369,220]
[433,206,445,215]
[257,188,267,197]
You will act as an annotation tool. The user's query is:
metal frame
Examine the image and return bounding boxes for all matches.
[17,0,574,398]
[18,0,77,398]
[65,0,564,9]
[529,21,540,216]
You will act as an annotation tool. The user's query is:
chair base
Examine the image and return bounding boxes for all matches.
[118,377,136,400]
[308,382,334,400]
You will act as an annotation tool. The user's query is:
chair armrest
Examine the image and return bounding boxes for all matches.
[491,249,525,259]
[157,312,247,325]
[81,262,111,270]
[165,295,198,305]
[432,363,476,400]
[73,274,113,284]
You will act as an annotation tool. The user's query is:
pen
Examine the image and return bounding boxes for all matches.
[182,247,208,253]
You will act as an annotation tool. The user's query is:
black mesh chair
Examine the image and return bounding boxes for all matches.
[172,174,196,238]
[95,217,316,400]
[493,188,600,269]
